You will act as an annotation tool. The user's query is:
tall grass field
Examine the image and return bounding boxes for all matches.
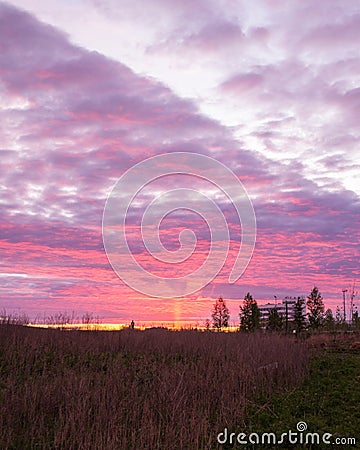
[0,325,310,449]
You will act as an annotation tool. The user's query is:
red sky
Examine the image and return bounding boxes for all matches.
[0,1,359,324]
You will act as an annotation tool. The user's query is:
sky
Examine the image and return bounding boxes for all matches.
[1,0,359,324]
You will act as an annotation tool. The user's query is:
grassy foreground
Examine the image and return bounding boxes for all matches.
[245,336,360,449]
[0,325,307,449]
[1,325,359,449]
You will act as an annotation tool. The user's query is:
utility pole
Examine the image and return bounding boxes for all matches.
[284,299,289,333]
[342,289,348,323]
[350,283,357,323]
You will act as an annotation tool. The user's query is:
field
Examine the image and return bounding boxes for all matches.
[0,325,309,449]
[1,326,359,449]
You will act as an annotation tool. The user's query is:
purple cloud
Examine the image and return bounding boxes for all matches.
[0,2,359,321]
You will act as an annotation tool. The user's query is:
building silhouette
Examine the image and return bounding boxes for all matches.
[259,296,306,324]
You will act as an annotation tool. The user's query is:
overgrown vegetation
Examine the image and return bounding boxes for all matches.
[0,309,102,327]
[0,325,307,449]
[247,334,360,449]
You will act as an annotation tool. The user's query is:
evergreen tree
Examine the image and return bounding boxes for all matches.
[307,287,325,329]
[267,307,284,331]
[239,292,260,332]
[324,308,335,330]
[293,296,307,332]
[211,297,230,330]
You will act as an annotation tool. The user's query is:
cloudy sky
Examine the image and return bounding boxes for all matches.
[1,0,359,324]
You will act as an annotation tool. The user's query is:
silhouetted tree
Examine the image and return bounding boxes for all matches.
[352,309,360,329]
[293,296,307,333]
[82,312,101,325]
[307,287,325,329]
[324,308,335,330]
[211,297,230,330]
[46,311,76,328]
[335,305,344,325]
[267,307,284,331]
[239,292,260,332]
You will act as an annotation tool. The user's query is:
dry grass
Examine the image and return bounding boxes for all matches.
[0,325,308,449]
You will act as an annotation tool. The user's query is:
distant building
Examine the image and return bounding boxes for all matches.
[259,296,306,323]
